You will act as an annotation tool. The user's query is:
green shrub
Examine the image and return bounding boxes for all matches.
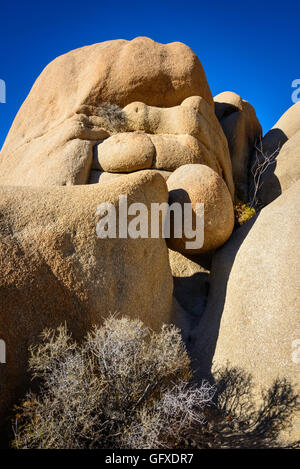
[12,317,214,449]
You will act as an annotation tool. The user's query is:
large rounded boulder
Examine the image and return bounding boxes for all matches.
[192,180,300,444]
[214,91,262,200]
[166,164,234,255]
[0,37,213,187]
[0,171,173,431]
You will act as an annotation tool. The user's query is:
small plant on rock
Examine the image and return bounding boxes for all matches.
[12,317,215,449]
[96,103,127,132]
[234,200,256,226]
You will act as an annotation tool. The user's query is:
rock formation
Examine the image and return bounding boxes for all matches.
[192,181,300,444]
[0,171,173,427]
[251,102,300,207]
[0,36,299,446]
[214,91,262,200]
[0,37,213,187]
[167,164,234,254]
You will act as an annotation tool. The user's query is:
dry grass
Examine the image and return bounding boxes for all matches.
[96,103,127,132]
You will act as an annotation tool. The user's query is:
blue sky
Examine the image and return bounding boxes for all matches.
[0,0,299,149]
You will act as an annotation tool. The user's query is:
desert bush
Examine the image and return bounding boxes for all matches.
[96,103,127,132]
[12,317,215,449]
[234,200,256,226]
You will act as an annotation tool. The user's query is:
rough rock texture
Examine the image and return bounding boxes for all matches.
[150,134,219,172]
[252,102,300,207]
[89,95,234,196]
[261,102,300,155]
[275,101,300,138]
[255,130,300,207]
[0,171,173,429]
[0,37,213,187]
[192,181,300,443]
[0,115,109,187]
[167,164,234,255]
[94,130,227,175]
[88,170,124,184]
[95,132,155,172]
[123,97,234,197]
[169,249,210,318]
[214,91,262,200]
[88,169,172,184]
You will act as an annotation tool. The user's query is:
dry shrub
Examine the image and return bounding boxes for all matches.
[12,317,214,449]
[96,103,127,132]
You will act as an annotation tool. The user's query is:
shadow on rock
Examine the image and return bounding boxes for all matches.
[181,366,299,449]
[249,127,288,208]
[188,215,258,382]
[173,271,209,317]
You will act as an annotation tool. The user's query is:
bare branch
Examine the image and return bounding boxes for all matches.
[249,137,280,209]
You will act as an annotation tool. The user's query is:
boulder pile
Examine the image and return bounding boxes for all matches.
[0,37,299,444]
